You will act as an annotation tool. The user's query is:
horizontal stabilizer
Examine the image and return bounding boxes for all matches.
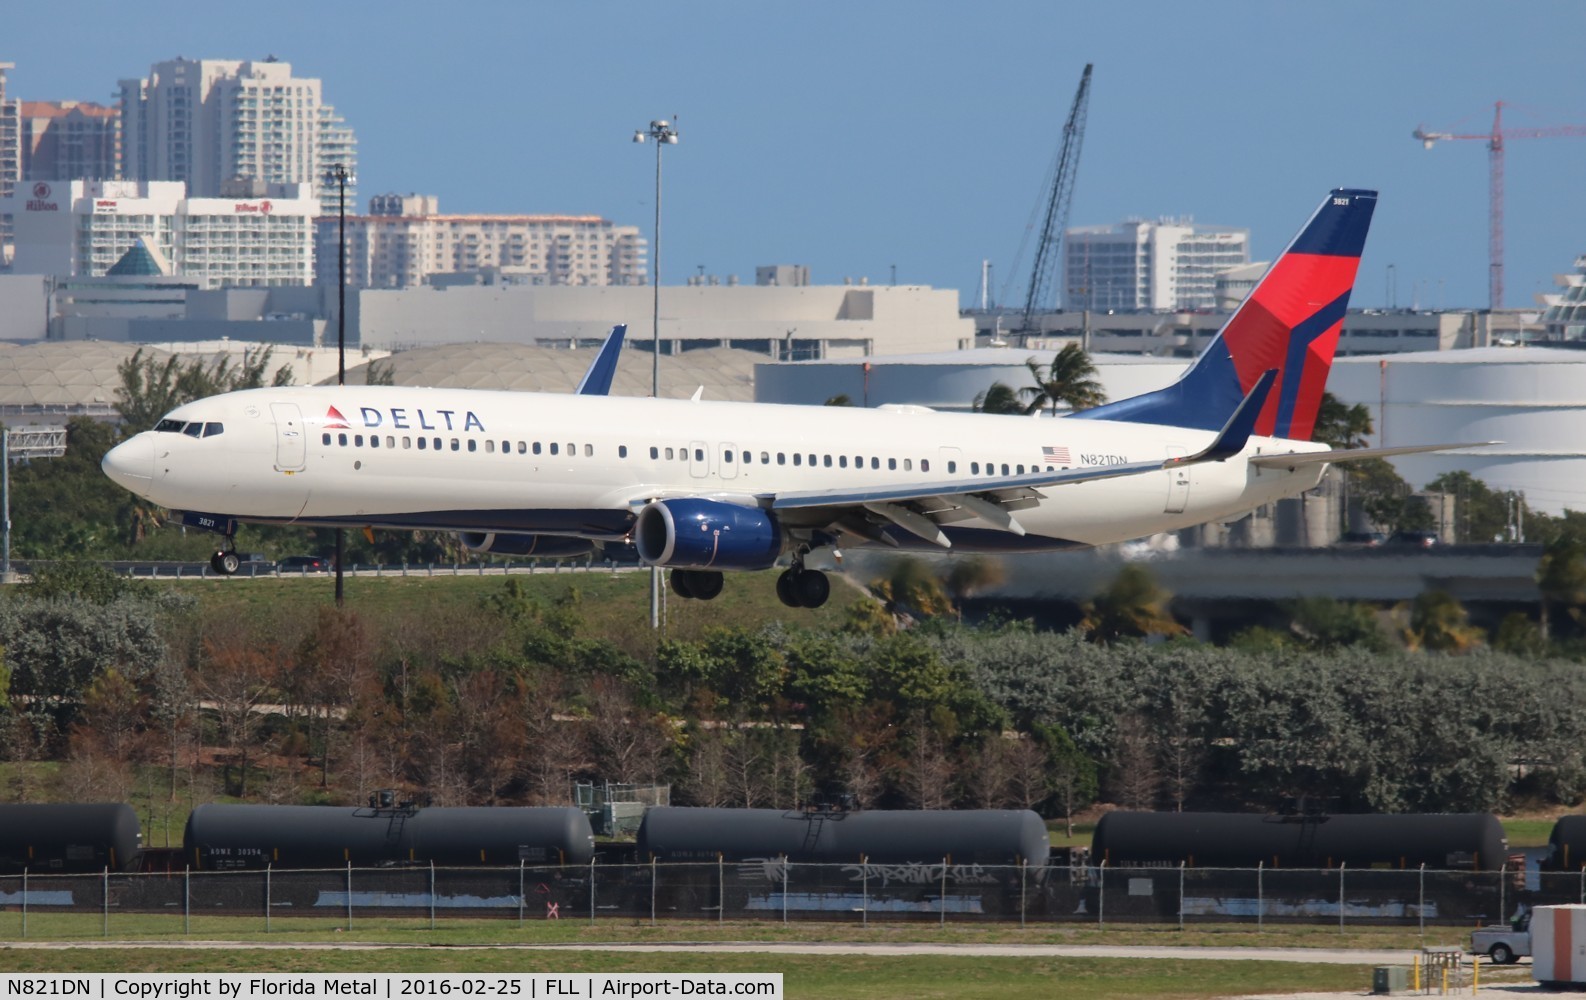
[1250,441,1500,470]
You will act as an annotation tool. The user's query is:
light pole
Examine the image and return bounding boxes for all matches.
[324,163,356,608]
[633,119,678,629]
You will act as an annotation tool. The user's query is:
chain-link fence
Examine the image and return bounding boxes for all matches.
[1,860,1577,937]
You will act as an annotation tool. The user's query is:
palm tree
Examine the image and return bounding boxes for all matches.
[972,382,1025,415]
[1020,343,1107,415]
[1080,564,1186,644]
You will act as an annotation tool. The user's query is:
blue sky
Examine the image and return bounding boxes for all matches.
[5,1,1582,311]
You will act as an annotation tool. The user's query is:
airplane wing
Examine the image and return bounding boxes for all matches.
[761,370,1278,547]
[574,324,627,395]
[1249,441,1500,470]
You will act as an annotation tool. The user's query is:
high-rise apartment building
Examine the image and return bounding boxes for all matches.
[118,57,356,216]
[20,101,119,181]
[0,62,21,263]
[1064,218,1249,312]
[315,194,646,289]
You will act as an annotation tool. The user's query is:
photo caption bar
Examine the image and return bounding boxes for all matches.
[0,976,783,1000]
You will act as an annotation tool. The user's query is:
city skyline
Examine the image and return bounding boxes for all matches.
[4,0,1582,311]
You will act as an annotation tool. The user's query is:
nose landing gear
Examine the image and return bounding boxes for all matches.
[210,538,240,575]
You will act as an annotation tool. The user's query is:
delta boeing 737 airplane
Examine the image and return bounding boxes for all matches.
[101,188,1467,609]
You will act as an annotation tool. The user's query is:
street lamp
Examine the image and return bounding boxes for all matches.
[633,119,678,630]
[323,162,356,607]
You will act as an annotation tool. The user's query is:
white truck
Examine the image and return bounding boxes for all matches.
[1471,910,1530,965]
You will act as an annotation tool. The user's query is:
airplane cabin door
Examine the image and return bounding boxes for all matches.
[720,442,739,480]
[1165,446,1190,513]
[689,440,709,479]
[271,402,306,472]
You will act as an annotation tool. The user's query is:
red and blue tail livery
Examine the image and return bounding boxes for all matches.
[1075,188,1376,442]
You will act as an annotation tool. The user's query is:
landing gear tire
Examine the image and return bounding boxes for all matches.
[211,550,240,575]
[777,568,830,609]
[669,569,724,601]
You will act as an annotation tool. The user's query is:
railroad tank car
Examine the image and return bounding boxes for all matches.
[1545,816,1586,871]
[637,807,1049,866]
[1091,811,1507,871]
[0,803,142,874]
[183,803,594,870]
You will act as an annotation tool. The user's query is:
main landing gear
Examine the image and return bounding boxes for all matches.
[776,565,830,609]
[669,569,724,601]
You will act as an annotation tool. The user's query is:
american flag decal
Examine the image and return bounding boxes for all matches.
[1041,445,1071,464]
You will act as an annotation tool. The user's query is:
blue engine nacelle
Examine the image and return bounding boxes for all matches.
[634,498,783,570]
[458,532,594,559]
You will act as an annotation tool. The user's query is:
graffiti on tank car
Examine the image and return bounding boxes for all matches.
[738,856,998,886]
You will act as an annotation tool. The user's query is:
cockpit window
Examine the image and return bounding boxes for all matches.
[182,422,203,437]
[154,419,185,433]
[203,422,224,438]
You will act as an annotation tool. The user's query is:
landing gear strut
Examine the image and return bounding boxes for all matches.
[669,569,724,601]
[776,564,830,609]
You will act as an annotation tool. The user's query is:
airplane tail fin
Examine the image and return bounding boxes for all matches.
[1072,188,1377,441]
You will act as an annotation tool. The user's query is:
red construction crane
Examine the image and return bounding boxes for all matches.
[1414,102,1586,310]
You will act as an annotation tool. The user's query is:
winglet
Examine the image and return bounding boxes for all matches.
[1177,368,1278,464]
[575,324,627,395]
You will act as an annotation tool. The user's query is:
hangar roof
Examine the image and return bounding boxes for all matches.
[335,342,760,401]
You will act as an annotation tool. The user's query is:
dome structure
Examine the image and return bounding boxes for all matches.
[0,341,172,416]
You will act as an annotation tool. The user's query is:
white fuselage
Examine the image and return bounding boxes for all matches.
[104,385,1330,552]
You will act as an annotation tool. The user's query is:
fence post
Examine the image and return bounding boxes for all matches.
[1338,862,1345,934]
[21,868,26,939]
[782,857,789,926]
[1178,862,1185,932]
[589,858,595,925]
[346,862,353,932]
[102,866,109,939]
[519,861,525,926]
[183,866,188,936]
[1580,864,1584,905]
[862,855,868,928]
[717,854,724,925]
[1098,860,1106,929]
[1019,860,1027,931]
[1499,863,1506,925]
[430,861,436,931]
[266,865,271,934]
[1257,861,1263,932]
[940,857,948,928]
[650,857,657,926]
[1419,863,1426,942]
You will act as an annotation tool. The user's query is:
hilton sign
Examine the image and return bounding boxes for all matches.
[24,182,58,212]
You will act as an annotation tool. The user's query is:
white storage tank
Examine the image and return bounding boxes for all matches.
[1331,347,1586,517]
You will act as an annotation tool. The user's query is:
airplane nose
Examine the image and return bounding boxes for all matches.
[102,434,155,490]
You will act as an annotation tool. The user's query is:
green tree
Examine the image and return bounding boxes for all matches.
[1019,343,1107,415]
[1311,392,1373,450]
[1537,532,1586,641]
[115,346,288,434]
[823,394,853,406]
[1426,470,1525,543]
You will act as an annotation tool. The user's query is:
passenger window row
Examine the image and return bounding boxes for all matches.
[317,433,1059,478]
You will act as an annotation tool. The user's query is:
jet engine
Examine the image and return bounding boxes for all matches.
[458,532,595,559]
[633,498,783,570]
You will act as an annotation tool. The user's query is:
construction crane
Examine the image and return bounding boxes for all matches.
[1018,63,1093,338]
[1414,101,1586,310]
